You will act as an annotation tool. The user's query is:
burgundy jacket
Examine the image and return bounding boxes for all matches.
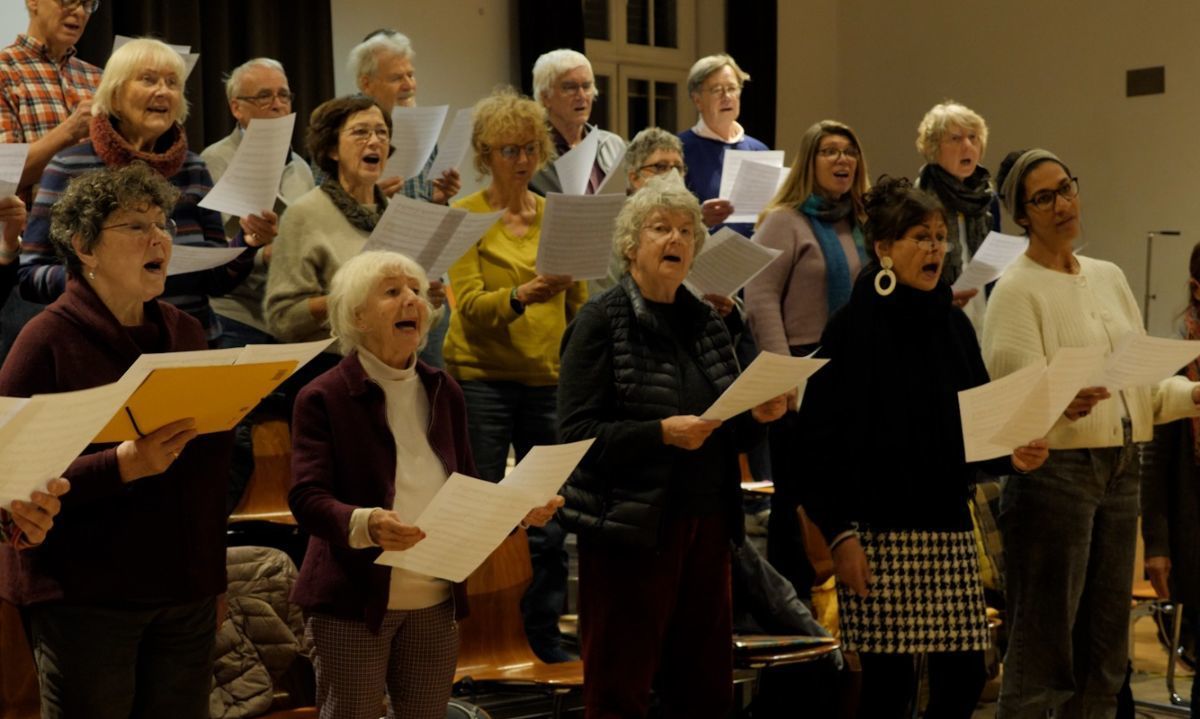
[289,351,477,632]
[0,277,231,606]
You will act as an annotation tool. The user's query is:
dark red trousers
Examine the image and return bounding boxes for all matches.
[577,514,732,719]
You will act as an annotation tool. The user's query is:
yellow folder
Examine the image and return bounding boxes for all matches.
[93,361,297,443]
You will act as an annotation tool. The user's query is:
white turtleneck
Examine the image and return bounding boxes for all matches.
[347,347,451,609]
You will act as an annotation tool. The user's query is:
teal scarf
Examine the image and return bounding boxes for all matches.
[799,194,866,315]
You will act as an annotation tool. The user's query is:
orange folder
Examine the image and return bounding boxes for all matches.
[92,361,296,443]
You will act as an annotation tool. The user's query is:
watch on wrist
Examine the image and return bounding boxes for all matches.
[509,286,525,314]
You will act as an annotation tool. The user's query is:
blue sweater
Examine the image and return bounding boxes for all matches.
[678,128,769,237]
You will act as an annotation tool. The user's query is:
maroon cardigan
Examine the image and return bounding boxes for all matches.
[289,351,477,632]
[0,277,231,606]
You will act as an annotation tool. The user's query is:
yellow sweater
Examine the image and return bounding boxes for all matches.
[444,191,588,385]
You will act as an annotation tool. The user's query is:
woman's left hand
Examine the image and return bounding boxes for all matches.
[703,293,734,317]
[1191,384,1200,406]
[521,495,565,529]
[751,394,788,424]
[428,279,447,309]
[951,288,979,308]
[240,210,279,248]
[1011,439,1049,473]
[432,169,462,205]
[0,195,27,260]
[7,477,69,547]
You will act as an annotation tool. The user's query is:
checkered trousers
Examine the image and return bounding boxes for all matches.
[837,528,990,654]
[308,600,458,719]
[0,35,101,143]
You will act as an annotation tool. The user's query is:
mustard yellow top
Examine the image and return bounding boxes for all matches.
[444,190,588,386]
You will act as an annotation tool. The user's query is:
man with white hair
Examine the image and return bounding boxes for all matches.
[202,57,315,348]
[529,48,625,196]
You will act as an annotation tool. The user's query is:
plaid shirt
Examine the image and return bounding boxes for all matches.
[0,34,101,144]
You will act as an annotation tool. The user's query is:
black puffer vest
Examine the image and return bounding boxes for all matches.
[559,273,748,549]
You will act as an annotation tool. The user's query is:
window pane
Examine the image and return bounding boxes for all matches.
[593,75,611,131]
[626,0,649,45]
[653,0,677,48]
[583,0,610,41]
[654,81,677,133]
[627,78,650,137]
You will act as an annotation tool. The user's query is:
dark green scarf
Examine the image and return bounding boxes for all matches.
[917,163,994,285]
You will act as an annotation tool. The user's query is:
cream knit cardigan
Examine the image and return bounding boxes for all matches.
[982,254,1200,449]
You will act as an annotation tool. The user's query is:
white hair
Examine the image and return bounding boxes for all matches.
[327,251,432,354]
[347,31,414,84]
[224,57,286,103]
[532,48,595,102]
[92,38,189,123]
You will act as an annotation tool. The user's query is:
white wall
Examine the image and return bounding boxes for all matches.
[778,0,1200,336]
[1,5,28,43]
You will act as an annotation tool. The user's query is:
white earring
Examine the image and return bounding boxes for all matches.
[874,256,895,296]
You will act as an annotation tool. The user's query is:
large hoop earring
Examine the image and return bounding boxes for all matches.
[874,256,895,296]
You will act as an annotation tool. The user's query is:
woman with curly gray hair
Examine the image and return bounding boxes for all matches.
[0,163,232,717]
[558,176,786,717]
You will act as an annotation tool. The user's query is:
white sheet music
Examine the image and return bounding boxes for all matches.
[199,114,297,218]
[1096,334,1200,390]
[554,128,600,196]
[427,108,473,177]
[685,228,782,298]
[989,346,1107,449]
[701,352,827,421]
[536,193,626,279]
[958,361,1045,462]
[166,245,246,276]
[0,144,30,198]
[364,195,502,278]
[497,439,594,503]
[718,150,784,202]
[726,160,789,224]
[382,105,448,180]
[595,144,628,195]
[951,232,1028,292]
[0,382,135,506]
[236,339,335,376]
[118,347,244,390]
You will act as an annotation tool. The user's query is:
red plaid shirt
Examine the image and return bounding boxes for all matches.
[0,34,101,144]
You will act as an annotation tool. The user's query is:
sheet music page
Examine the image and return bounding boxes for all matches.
[427,108,473,177]
[553,128,601,196]
[595,144,628,195]
[701,352,827,421]
[0,143,30,198]
[536,193,626,279]
[199,114,297,218]
[989,346,1107,448]
[1097,334,1200,390]
[430,209,503,278]
[166,245,246,276]
[718,150,784,201]
[382,105,448,180]
[119,348,243,389]
[497,439,594,503]
[236,339,335,375]
[951,232,1028,292]
[375,473,536,582]
[685,228,783,298]
[364,195,463,270]
[958,361,1045,462]
[0,382,135,505]
[726,161,789,224]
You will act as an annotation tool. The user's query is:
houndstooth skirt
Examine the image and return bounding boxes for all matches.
[836,528,989,654]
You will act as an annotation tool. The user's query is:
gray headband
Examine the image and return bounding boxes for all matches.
[998,148,1064,222]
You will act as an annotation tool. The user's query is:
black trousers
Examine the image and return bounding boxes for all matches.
[857,651,987,719]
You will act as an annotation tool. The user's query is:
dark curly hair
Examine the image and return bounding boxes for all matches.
[862,175,946,259]
[49,163,180,277]
[306,94,393,181]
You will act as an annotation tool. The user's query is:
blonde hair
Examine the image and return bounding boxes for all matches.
[687,53,750,96]
[327,251,432,354]
[759,120,870,226]
[915,101,989,163]
[470,87,554,178]
[613,175,707,270]
[92,38,189,123]
[532,49,597,102]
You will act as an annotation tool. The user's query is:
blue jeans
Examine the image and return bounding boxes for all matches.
[210,314,275,349]
[459,380,569,662]
[997,438,1140,719]
[418,304,450,369]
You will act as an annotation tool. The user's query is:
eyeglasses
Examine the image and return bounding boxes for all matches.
[641,222,695,243]
[101,218,177,240]
[704,85,741,98]
[638,161,686,176]
[817,146,860,161]
[1025,177,1080,212]
[903,238,956,253]
[559,81,594,96]
[494,142,539,160]
[57,0,99,13]
[236,90,294,107]
[343,125,390,144]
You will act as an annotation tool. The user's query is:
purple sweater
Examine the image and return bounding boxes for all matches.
[0,278,231,606]
[289,352,477,632]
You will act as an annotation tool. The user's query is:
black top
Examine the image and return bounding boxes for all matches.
[800,272,1010,539]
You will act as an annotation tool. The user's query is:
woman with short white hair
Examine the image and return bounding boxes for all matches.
[290,250,561,719]
[529,48,625,196]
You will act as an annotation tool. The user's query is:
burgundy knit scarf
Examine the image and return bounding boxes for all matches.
[90,113,188,177]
